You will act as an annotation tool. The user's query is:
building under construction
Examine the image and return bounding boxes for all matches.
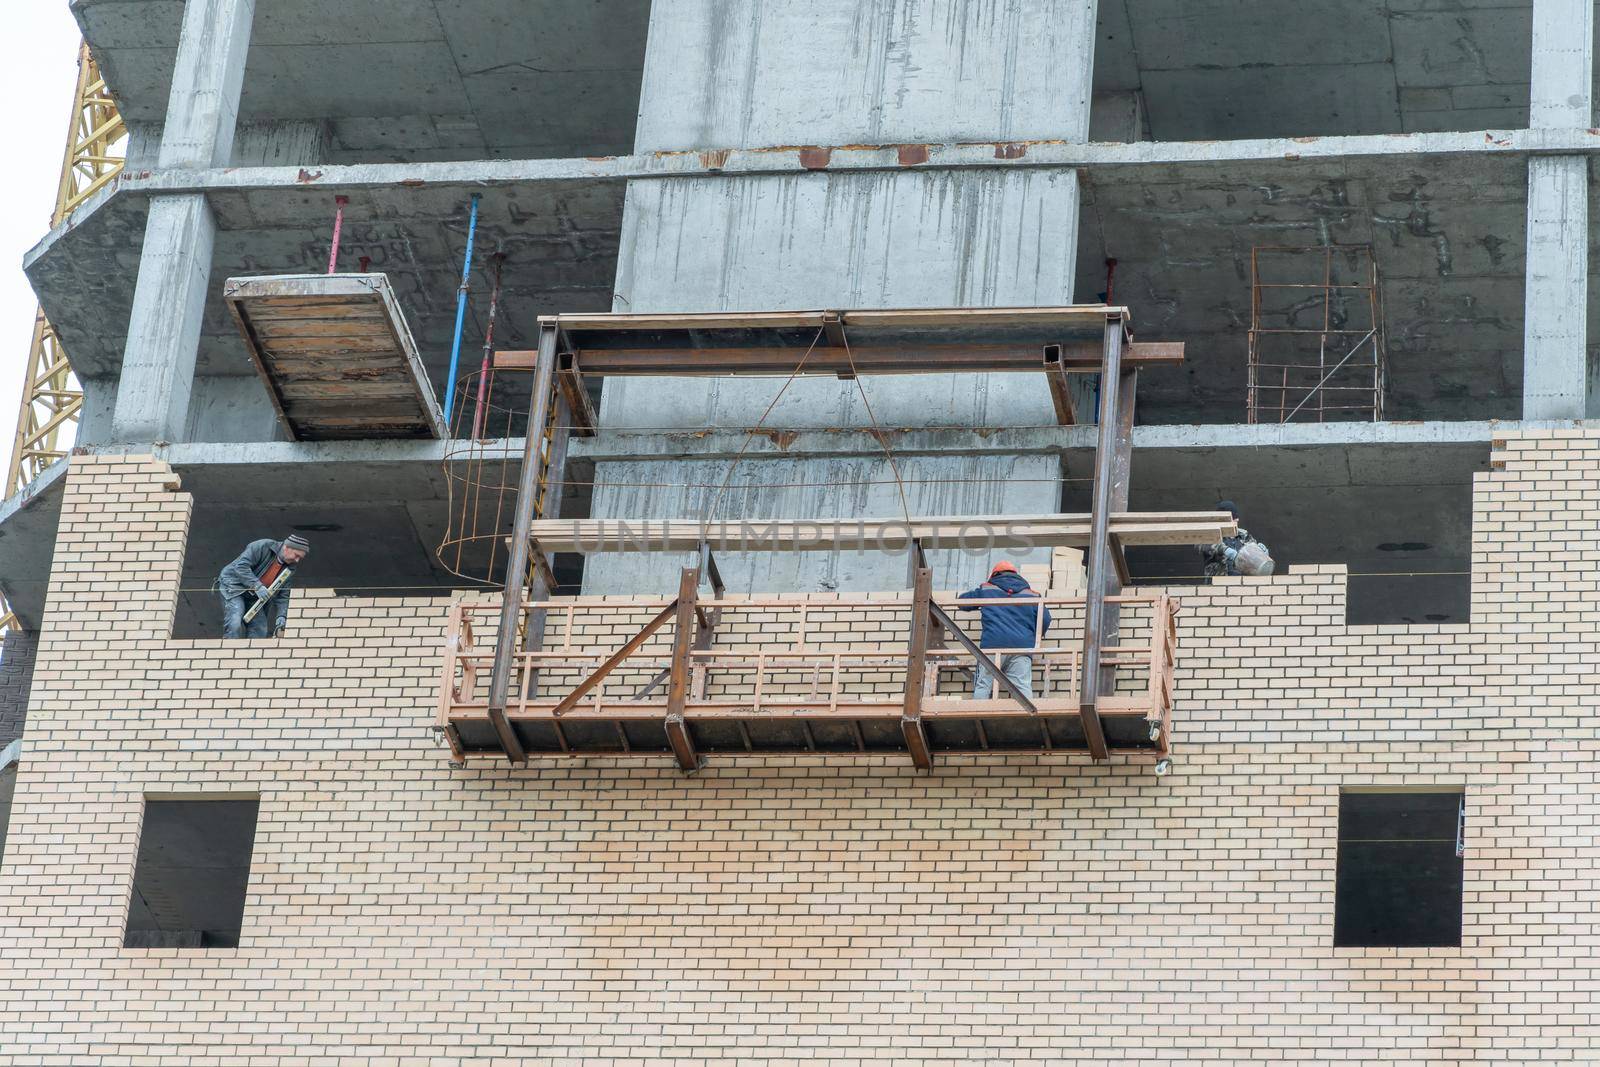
[2,1,1598,1062]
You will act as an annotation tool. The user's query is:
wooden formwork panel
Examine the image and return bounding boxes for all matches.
[225,273,445,441]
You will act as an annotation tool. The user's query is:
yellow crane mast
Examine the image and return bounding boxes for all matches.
[1,43,126,633]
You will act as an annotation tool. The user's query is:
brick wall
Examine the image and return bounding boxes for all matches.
[0,628,37,747]
[0,442,1596,1063]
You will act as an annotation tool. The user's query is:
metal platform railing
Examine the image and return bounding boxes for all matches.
[438,592,1178,768]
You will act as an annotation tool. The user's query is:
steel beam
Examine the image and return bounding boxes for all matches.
[928,602,1037,713]
[902,565,935,771]
[496,341,1181,377]
[665,566,703,772]
[1078,316,1128,761]
[485,322,559,762]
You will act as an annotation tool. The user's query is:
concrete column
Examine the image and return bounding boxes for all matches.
[111,197,218,442]
[158,0,258,168]
[1522,157,1588,420]
[1521,0,1592,419]
[110,0,255,443]
[592,0,1099,593]
[1529,0,1592,128]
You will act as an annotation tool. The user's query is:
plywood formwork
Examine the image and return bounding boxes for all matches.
[224,273,445,441]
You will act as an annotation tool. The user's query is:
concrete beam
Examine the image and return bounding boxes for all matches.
[0,420,1538,630]
[1522,156,1588,419]
[99,127,1600,201]
[570,419,1559,464]
[110,195,218,442]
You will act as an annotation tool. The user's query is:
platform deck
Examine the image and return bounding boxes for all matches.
[225,273,445,440]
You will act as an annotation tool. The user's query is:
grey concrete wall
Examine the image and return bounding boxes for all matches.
[583,453,1060,596]
[131,120,333,168]
[0,630,39,748]
[632,0,1096,151]
[185,376,288,444]
[0,761,14,867]
[76,377,120,447]
[593,0,1096,593]
[606,167,1080,430]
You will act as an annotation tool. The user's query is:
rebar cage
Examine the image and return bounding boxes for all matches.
[1247,245,1387,424]
[438,367,548,587]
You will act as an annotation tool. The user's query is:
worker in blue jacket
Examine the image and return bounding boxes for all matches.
[956,560,1050,700]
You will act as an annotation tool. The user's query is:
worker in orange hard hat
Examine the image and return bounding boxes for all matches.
[956,560,1051,700]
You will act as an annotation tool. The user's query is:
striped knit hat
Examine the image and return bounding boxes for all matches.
[281,533,311,556]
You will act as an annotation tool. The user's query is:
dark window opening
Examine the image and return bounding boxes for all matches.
[124,797,259,949]
[1335,790,1464,948]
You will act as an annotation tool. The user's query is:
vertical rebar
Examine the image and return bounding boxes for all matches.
[442,193,482,426]
[471,253,506,441]
[326,195,348,275]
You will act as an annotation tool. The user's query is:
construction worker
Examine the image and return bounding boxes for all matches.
[216,534,310,639]
[1201,500,1274,577]
[956,560,1051,700]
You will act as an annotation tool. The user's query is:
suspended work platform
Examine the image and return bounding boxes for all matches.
[442,304,1207,771]
[225,273,445,441]
[441,585,1181,765]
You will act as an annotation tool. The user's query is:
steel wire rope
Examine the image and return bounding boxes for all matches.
[698,325,829,531]
[837,321,913,525]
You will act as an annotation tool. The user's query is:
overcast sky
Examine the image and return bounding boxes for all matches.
[0,8,97,470]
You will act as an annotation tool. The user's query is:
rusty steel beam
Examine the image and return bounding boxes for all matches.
[550,598,680,717]
[928,602,1037,713]
[664,566,703,772]
[496,341,1181,378]
[484,322,560,762]
[556,353,597,436]
[901,565,935,772]
[1078,316,1130,761]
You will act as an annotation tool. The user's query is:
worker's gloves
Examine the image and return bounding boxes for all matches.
[254,583,272,600]
[273,621,288,638]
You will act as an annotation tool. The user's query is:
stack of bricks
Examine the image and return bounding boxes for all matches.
[1,438,1598,1063]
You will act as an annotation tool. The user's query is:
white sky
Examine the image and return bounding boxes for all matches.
[0,8,97,468]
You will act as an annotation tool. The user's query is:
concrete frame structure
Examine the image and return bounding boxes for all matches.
[3,1,1600,1059]
[0,0,1592,674]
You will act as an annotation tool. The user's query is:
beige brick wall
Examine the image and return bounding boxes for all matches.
[0,438,1597,1064]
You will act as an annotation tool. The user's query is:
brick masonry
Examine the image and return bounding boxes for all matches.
[0,440,1596,1063]
[0,628,38,748]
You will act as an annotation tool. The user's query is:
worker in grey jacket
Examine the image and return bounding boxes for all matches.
[216,534,310,639]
